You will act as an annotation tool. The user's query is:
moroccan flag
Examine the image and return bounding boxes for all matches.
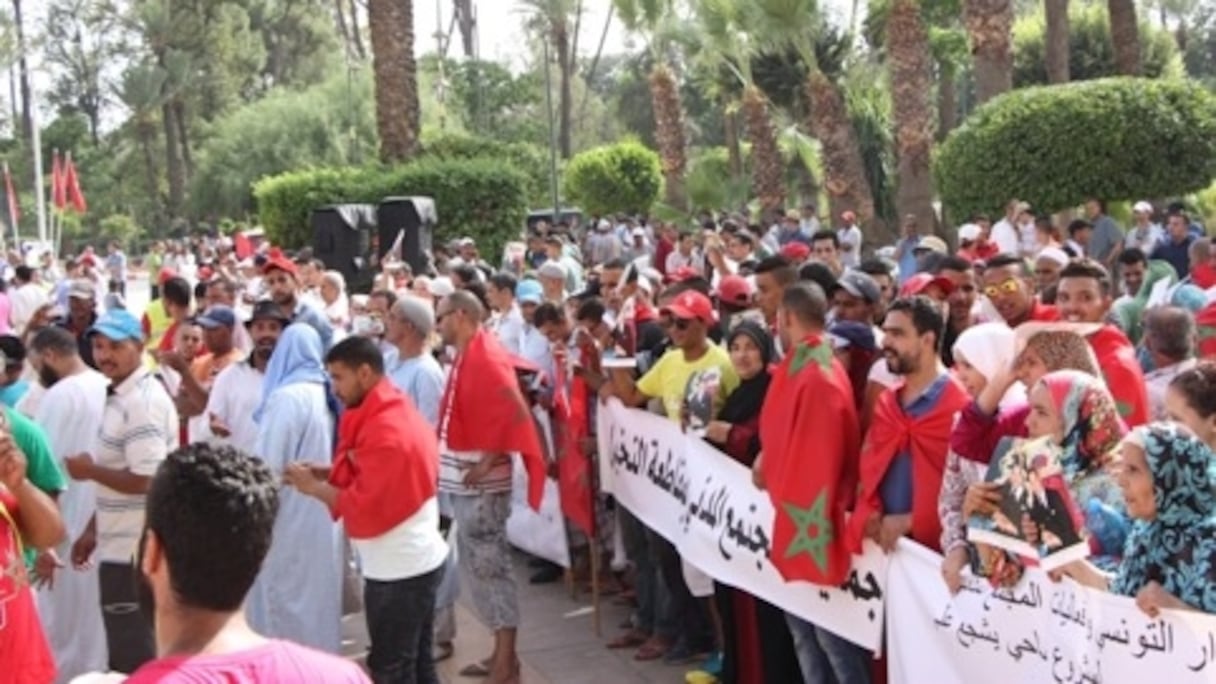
[759,335,860,585]
[233,231,253,259]
[63,154,87,213]
[51,151,66,210]
[438,328,546,510]
[1088,325,1149,427]
[555,374,594,536]
[846,377,970,553]
[2,163,17,230]
[1198,302,1216,359]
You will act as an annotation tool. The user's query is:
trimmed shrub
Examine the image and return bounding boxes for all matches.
[253,157,529,262]
[421,132,551,205]
[935,77,1216,220]
[562,140,662,216]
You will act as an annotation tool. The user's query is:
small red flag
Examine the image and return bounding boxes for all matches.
[3,163,18,230]
[51,152,66,210]
[555,374,594,536]
[63,154,87,213]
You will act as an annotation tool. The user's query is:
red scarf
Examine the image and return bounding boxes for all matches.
[759,335,860,585]
[438,329,546,509]
[846,376,970,553]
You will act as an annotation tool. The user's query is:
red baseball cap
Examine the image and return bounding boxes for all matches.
[662,290,717,324]
[668,266,701,283]
[780,242,811,262]
[900,272,955,298]
[157,267,178,286]
[716,275,753,306]
[262,255,298,278]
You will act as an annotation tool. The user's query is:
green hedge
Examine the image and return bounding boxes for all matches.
[935,77,1216,219]
[563,140,662,216]
[421,131,551,206]
[253,157,529,261]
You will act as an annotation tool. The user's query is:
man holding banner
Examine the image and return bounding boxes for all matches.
[757,281,870,684]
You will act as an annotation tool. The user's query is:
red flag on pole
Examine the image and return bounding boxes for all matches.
[554,374,594,536]
[63,153,86,213]
[3,163,19,231]
[51,151,66,210]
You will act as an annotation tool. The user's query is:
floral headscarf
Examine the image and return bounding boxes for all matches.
[1113,423,1216,612]
[1039,369,1127,472]
[1022,331,1100,378]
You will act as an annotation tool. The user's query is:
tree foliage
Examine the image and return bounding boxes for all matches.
[935,77,1216,219]
[1012,3,1183,87]
[253,158,529,261]
[562,140,663,215]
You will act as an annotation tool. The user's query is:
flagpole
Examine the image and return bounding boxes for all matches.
[29,83,47,246]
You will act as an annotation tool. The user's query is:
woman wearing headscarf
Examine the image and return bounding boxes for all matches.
[966,370,1130,585]
[245,323,343,653]
[1064,423,1216,616]
[320,270,351,332]
[938,323,1025,591]
[701,322,800,684]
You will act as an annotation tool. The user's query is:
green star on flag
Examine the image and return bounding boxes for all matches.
[782,490,832,571]
[789,338,833,375]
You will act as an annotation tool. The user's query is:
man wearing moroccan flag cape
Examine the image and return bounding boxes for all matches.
[756,282,870,684]
[846,297,970,555]
[435,291,543,683]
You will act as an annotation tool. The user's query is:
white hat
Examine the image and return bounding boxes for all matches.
[427,276,456,298]
[631,227,646,238]
[958,223,982,242]
[1133,201,1154,215]
[537,261,567,280]
[1035,246,1070,268]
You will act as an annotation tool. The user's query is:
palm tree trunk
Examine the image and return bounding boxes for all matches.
[162,102,185,219]
[10,0,31,148]
[174,99,193,181]
[937,61,958,140]
[742,85,784,214]
[724,99,743,180]
[368,0,419,162]
[806,70,876,234]
[963,0,1014,104]
[888,0,937,234]
[649,63,687,210]
[1108,0,1142,75]
[1045,0,1071,83]
[554,22,574,159]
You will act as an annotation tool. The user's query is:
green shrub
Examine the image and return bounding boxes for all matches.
[935,77,1216,220]
[253,157,529,262]
[562,140,662,216]
[421,131,552,206]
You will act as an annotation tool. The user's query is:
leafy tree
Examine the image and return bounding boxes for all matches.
[563,140,662,215]
[935,78,1216,220]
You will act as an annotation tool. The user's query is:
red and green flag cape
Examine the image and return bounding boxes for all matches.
[1088,325,1149,428]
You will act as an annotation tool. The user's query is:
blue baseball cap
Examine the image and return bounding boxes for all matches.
[88,309,144,343]
[194,305,236,329]
[516,279,543,305]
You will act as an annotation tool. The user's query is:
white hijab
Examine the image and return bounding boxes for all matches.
[952,322,1027,407]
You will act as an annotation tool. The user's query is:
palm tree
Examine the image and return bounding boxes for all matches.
[887,0,936,232]
[521,0,581,159]
[752,0,875,230]
[368,0,420,162]
[615,0,689,210]
[694,0,784,214]
[962,0,1014,103]
[118,62,167,224]
[1045,0,1071,83]
[1108,0,1141,75]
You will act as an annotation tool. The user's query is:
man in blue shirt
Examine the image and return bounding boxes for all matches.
[1151,208,1197,280]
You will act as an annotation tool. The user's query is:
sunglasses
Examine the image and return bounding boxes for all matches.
[982,278,1021,299]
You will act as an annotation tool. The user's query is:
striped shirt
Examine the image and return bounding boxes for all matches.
[437,359,512,495]
[96,367,179,563]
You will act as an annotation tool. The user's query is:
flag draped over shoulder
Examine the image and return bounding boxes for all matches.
[1088,325,1149,428]
[555,374,593,535]
[759,335,859,585]
[439,328,546,510]
[846,378,970,553]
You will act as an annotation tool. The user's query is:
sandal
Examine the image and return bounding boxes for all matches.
[458,658,492,677]
[606,629,649,649]
[633,637,671,661]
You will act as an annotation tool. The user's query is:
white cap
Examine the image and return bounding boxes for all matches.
[631,227,646,237]
[427,276,456,298]
[1036,246,1070,267]
[958,223,982,242]
[1133,201,1154,214]
[537,261,567,280]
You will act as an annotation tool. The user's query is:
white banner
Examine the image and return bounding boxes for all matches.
[887,539,1216,683]
[506,409,570,568]
[596,399,888,651]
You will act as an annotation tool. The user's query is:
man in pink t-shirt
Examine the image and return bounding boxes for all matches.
[121,442,368,683]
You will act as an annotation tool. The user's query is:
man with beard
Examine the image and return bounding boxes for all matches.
[262,253,334,350]
[54,279,101,368]
[981,254,1060,327]
[205,301,290,456]
[1056,259,1150,426]
[120,443,368,683]
[64,309,178,674]
[934,256,979,366]
[28,325,109,680]
[847,297,970,555]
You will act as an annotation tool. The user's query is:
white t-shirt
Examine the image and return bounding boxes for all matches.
[352,497,448,581]
[10,283,47,333]
[838,225,863,269]
[990,219,1020,255]
[205,360,264,456]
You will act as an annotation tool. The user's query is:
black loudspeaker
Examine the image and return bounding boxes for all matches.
[311,204,377,286]
[377,196,436,275]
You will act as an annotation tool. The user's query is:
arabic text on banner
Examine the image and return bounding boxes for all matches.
[596,398,888,651]
[887,539,1216,683]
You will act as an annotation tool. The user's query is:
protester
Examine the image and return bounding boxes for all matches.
[1164,362,1216,450]
[65,309,178,673]
[0,335,28,408]
[980,254,1059,327]
[246,323,341,653]
[262,254,334,350]
[1151,208,1196,280]
[206,301,289,456]
[11,265,48,335]
[320,270,351,331]
[120,443,368,683]
[933,256,978,366]
[1140,307,1198,420]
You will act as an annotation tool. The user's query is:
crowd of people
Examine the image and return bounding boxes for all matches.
[1,194,1216,684]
